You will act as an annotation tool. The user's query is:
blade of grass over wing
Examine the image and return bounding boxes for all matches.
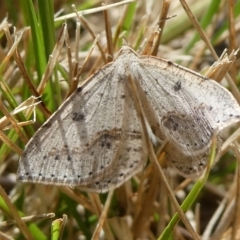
[128,74,200,239]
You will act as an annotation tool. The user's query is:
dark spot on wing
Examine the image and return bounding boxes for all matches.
[100,133,114,149]
[76,87,82,92]
[163,114,181,132]
[174,81,181,91]
[72,112,85,121]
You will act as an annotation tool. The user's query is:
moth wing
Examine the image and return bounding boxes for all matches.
[137,56,240,126]
[18,63,147,193]
[134,56,240,177]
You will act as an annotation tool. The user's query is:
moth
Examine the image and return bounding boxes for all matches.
[17,46,240,193]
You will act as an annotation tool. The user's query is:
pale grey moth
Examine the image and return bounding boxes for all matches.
[17,46,240,193]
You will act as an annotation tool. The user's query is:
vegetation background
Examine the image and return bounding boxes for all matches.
[0,0,240,239]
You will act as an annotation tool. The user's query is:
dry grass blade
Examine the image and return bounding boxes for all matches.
[54,0,136,22]
[0,131,23,155]
[227,0,237,82]
[72,5,106,63]
[202,198,228,240]
[0,231,14,240]
[230,142,240,240]
[127,75,200,239]
[0,98,28,144]
[58,187,94,213]
[179,0,240,104]
[141,29,161,55]
[37,24,67,95]
[103,5,114,62]
[0,213,55,228]
[2,21,51,118]
[0,185,33,239]
[204,49,238,82]
[92,190,114,240]
[152,0,171,56]
[0,97,40,130]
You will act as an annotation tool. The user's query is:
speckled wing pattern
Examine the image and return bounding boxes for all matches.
[17,49,148,192]
[132,54,240,177]
[17,46,240,192]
